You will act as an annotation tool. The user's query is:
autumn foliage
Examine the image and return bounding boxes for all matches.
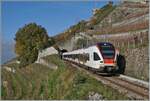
[14,23,53,67]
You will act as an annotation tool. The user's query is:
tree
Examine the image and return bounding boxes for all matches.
[47,37,55,48]
[14,23,53,67]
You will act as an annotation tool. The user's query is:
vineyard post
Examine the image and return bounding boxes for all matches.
[140,32,143,45]
[128,40,129,49]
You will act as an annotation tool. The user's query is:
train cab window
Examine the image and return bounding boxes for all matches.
[94,52,100,61]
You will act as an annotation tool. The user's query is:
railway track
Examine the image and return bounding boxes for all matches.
[65,60,149,100]
[101,76,149,99]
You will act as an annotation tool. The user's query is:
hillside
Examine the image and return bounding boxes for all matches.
[54,1,149,81]
[54,2,116,49]
[1,55,128,100]
[54,1,148,46]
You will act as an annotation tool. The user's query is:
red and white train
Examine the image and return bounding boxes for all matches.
[62,42,119,73]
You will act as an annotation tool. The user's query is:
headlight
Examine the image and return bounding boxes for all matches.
[100,61,103,63]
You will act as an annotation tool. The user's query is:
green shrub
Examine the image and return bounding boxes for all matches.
[14,23,54,67]
[74,73,87,85]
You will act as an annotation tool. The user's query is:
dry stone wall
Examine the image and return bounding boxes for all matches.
[124,46,149,81]
[36,47,58,63]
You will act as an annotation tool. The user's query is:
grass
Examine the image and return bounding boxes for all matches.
[1,54,129,100]
[64,71,127,100]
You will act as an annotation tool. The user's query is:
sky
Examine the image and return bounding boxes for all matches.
[2,0,119,43]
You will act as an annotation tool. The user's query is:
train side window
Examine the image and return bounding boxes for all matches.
[94,52,100,61]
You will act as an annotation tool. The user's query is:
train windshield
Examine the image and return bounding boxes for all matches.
[98,43,115,59]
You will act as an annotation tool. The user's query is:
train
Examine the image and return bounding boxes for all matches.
[62,42,120,73]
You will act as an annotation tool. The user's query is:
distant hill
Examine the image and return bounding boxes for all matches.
[1,42,16,64]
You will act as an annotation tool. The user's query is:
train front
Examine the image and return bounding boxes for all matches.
[97,42,119,73]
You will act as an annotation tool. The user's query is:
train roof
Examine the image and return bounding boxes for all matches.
[63,42,114,55]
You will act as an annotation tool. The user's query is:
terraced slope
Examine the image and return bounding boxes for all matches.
[2,55,128,100]
[55,1,149,81]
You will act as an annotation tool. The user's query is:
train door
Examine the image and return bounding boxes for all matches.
[91,52,101,69]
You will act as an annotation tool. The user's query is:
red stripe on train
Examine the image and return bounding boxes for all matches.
[104,59,114,64]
